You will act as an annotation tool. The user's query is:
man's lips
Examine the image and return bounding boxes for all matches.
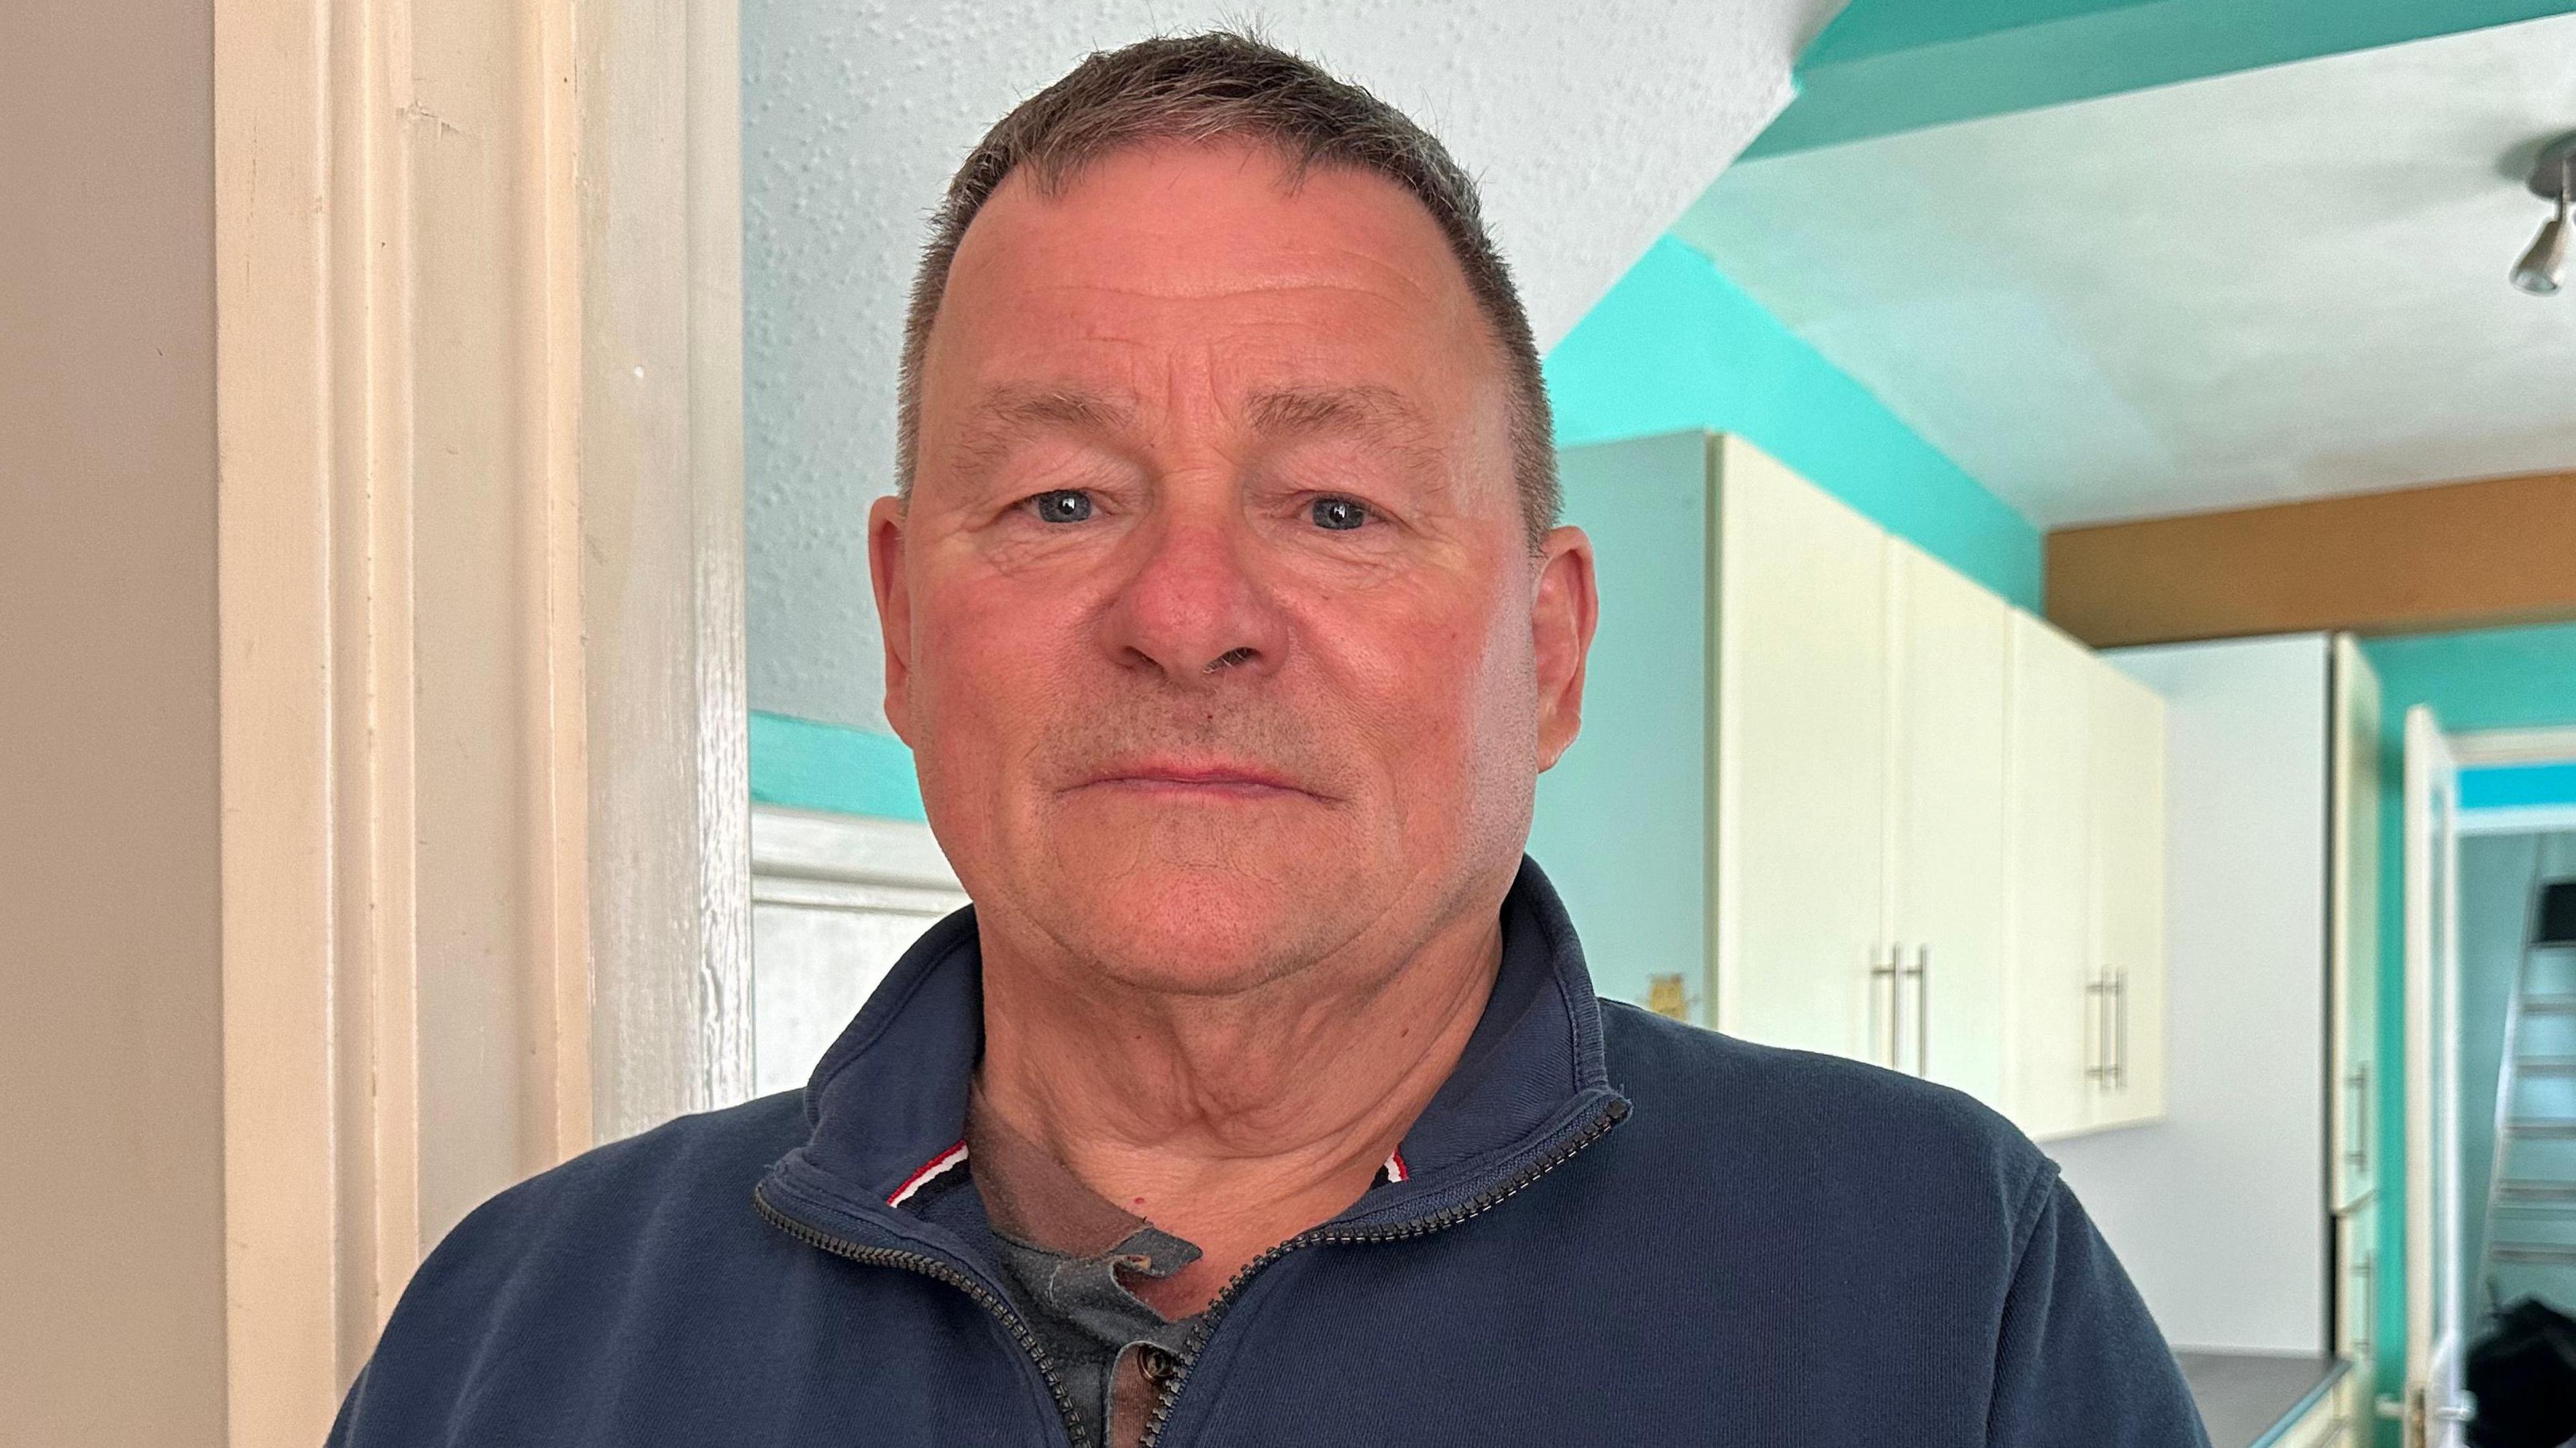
[1070,759,1323,801]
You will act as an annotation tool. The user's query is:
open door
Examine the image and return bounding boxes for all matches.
[2405,705,2470,1445]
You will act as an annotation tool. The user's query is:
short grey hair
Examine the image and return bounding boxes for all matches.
[896,30,1560,549]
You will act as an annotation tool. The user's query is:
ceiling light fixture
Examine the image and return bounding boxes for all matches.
[2510,133,2575,296]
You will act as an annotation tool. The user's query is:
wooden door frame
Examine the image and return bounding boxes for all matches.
[213,0,745,1439]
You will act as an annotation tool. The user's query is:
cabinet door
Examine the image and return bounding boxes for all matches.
[2331,634,2383,1210]
[2006,615,2096,1139]
[2089,662,2167,1128]
[2337,1199,2379,1404]
[1712,437,1890,1064]
[1887,540,2011,1105]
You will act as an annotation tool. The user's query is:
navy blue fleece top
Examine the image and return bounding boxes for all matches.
[329,858,2209,1447]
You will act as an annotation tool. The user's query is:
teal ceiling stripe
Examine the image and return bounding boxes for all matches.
[1542,237,2043,610]
[1752,0,2576,159]
[748,710,927,822]
[1799,0,2169,69]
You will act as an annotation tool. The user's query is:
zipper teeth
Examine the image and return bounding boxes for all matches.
[1136,1100,1626,1448]
[752,1188,1091,1448]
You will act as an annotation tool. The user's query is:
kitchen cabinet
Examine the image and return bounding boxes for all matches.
[1711,441,2017,1095]
[2004,615,2099,1139]
[2003,615,2169,1137]
[1710,435,1890,1063]
[1885,540,2012,1103]
[2336,1198,2379,1432]
[1534,433,2161,1141]
[2330,635,2382,1211]
[2328,635,2383,1429]
[2088,660,2168,1127]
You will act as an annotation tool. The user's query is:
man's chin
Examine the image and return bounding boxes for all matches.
[1040,864,1346,997]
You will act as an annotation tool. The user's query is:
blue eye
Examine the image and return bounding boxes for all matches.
[1030,490,1093,524]
[1311,496,1368,531]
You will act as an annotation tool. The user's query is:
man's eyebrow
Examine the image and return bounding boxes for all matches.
[949,384,1134,475]
[1245,384,1429,439]
[967,384,1131,432]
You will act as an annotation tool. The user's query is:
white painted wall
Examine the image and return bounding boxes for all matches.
[2053,633,2333,1353]
[741,1,1845,728]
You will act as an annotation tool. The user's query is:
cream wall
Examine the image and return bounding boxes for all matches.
[0,0,228,1441]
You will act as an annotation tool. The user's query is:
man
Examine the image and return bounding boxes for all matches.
[333,32,2207,1448]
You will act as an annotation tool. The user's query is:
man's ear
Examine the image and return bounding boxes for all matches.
[1531,524,1598,773]
[867,492,916,743]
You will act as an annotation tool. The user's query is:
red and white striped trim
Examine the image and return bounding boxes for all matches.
[887,1139,970,1208]
[893,1138,1400,1206]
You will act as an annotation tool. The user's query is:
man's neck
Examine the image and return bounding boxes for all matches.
[971,905,1503,1317]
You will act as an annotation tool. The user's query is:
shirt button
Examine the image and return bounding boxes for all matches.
[1138,1348,1175,1385]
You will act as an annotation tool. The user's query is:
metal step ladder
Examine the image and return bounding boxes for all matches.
[2481,877,2576,1313]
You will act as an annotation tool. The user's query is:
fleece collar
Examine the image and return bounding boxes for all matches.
[757,856,1625,1252]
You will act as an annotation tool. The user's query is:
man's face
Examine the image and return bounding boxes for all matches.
[874,141,1594,994]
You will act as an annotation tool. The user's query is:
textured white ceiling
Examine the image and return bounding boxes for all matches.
[1674,11,2576,529]
[744,0,1843,729]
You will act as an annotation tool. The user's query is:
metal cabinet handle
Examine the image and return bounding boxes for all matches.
[2084,969,2131,1091]
[2112,968,2129,1089]
[2086,974,2111,1081]
[1909,945,1931,1078]
[2344,1065,2371,1170]
[1870,945,1902,1070]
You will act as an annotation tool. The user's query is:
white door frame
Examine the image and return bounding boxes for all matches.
[2451,727,2576,836]
[2449,726,2576,769]
[2402,706,2468,1447]
[2396,719,2576,1443]
[213,0,743,1440]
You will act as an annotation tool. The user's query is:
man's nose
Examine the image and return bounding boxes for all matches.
[1102,498,1288,683]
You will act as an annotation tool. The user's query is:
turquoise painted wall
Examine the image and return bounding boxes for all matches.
[2359,620,2576,1443]
[2461,761,2576,811]
[1544,235,2043,610]
[1527,433,1716,1013]
[749,710,924,822]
